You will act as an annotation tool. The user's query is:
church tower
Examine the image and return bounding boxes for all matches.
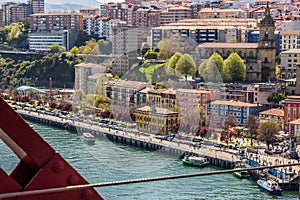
[258,3,276,82]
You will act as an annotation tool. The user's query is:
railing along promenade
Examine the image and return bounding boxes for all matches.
[16,109,300,190]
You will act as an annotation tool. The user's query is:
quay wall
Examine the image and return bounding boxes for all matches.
[19,112,235,169]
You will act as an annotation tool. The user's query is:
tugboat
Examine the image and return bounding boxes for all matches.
[257,179,282,195]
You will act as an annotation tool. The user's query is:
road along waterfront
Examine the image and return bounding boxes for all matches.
[0,111,299,199]
[1,121,299,199]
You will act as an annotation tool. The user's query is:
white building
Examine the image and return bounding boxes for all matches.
[28,30,78,51]
[280,49,300,79]
[280,30,300,51]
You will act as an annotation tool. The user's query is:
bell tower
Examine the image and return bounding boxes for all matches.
[258,3,276,82]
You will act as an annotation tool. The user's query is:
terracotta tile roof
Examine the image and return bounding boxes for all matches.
[137,105,178,115]
[259,108,284,117]
[199,42,258,49]
[289,118,300,125]
[210,100,261,107]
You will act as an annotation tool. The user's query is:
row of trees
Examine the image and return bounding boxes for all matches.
[199,52,246,83]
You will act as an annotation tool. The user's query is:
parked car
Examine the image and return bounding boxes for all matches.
[282,151,299,159]
[264,149,273,155]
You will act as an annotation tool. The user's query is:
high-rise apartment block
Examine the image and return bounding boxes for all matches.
[27,0,44,14]
[29,13,83,32]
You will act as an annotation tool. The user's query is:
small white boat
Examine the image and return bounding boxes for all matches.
[182,155,209,167]
[257,179,282,195]
[83,132,95,145]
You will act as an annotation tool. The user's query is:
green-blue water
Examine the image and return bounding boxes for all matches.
[1,122,300,200]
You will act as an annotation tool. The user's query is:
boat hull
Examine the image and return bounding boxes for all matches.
[233,168,250,179]
[182,156,209,167]
[257,180,282,195]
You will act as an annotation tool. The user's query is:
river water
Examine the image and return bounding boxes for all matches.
[1,122,299,200]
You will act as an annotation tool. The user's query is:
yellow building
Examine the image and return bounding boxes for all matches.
[135,105,179,135]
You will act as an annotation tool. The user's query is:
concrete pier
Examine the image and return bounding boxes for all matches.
[18,110,300,190]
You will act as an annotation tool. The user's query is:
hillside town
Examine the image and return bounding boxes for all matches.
[2,0,300,198]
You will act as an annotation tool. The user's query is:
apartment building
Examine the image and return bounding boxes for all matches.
[147,88,176,109]
[2,2,17,26]
[74,63,106,94]
[29,13,83,32]
[259,108,284,130]
[111,26,139,76]
[105,80,152,114]
[135,105,178,135]
[83,15,98,36]
[207,100,266,126]
[284,96,300,129]
[99,3,128,22]
[28,0,44,14]
[86,73,113,95]
[135,8,161,28]
[199,8,249,19]
[80,8,100,16]
[160,6,192,25]
[279,49,300,79]
[28,30,78,51]
[176,89,214,126]
[150,18,258,47]
[280,30,300,51]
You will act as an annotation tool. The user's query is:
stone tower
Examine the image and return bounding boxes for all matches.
[258,3,276,82]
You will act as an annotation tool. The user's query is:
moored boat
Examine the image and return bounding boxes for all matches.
[257,179,282,195]
[182,155,209,167]
[83,132,95,145]
[233,168,250,179]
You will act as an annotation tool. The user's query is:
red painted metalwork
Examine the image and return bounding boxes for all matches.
[0,97,103,200]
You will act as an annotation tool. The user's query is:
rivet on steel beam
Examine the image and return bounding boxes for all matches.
[52,161,65,173]
[67,174,79,185]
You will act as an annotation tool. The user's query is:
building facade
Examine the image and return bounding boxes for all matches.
[29,13,83,33]
[135,105,178,135]
[284,96,300,130]
[105,80,151,114]
[176,89,212,126]
[280,30,300,52]
[259,108,284,130]
[74,63,106,94]
[28,30,78,51]
[279,49,300,79]
[207,100,266,126]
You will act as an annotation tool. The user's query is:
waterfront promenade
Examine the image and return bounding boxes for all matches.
[16,108,300,190]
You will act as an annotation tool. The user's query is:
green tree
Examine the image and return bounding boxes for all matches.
[94,95,111,109]
[267,93,286,108]
[7,22,24,42]
[73,89,86,101]
[50,43,60,53]
[140,43,150,56]
[246,115,259,146]
[175,54,196,80]
[166,52,181,75]
[204,52,224,82]
[113,75,120,80]
[257,120,280,150]
[198,60,208,76]
[70,46,80,55]
[157,37,181,59]
[144,51,157,59]
[223,52,246,82]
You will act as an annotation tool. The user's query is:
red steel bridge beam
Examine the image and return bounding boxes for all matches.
[0,97,103,200]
